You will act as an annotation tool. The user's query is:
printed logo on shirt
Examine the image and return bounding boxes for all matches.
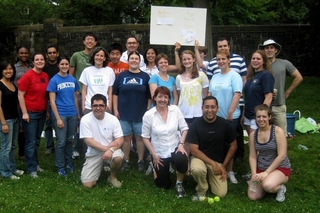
[57,82,75,90]
[123,77,143,85]
[40,78,47,83]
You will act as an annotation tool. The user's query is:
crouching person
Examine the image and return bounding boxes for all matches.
[80,94,124,188]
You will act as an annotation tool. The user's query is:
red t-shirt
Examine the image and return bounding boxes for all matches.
[107,62,129,77]
[18,69,49,112]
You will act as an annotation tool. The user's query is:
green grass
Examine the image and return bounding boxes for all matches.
[0,77,319,213]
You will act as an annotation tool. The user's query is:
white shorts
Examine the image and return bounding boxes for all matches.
[81,149,124,183]
[244,117,258,130]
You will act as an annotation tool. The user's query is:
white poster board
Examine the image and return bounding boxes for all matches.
[150,6,207,46]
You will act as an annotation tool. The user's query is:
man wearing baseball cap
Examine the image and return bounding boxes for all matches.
[258,39,303,135]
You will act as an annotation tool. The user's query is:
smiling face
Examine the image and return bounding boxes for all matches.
[157,57,169,72]
[217,40,230,52]
[33,54,45,70]
[92,99,106,120]
[109,49,121,65]
[146,48,156,63]
[154,92,169,108]
[128,53,140,70]
[83,36,97,51]
[2,64,14,80]
[58,59,69,74]
[251,53,264,71]
[94,50,106,68]
[255,109,271,128]
[126,37,139,53]
[216,52,230,70]
[202,98,219,123]
[181,53,195,69]
[17,47,29,63]
[264,45,278,60]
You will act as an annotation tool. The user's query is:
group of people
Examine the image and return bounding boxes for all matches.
[0,33,302,203]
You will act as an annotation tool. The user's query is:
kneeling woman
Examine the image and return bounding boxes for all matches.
[248,104,291,202]
[142,86,189,198]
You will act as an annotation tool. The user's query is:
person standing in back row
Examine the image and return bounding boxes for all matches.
[69,32,97,159]
[258,39,303,135]
[120,35,145,68]
[43,45,60,155]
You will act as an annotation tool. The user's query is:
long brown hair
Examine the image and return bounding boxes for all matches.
[247,50,273,81]
[178,50,199,79]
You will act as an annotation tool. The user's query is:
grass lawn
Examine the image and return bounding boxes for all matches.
[0,77,319,213]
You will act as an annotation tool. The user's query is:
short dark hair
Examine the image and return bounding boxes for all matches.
[32,52,45,61]
[91,94,107,105]
[128,51,141,60]
[108,43,123,54]
[57,55,70,64]
[143,47,158,66]
[126,35,139,43]
[89,46,108,67]
[0,60,16,82]
[46,44,59,53]
[217,37,229,44]
[155,53,169,67]
[83,32,97,41]
[202,96,219,107]
[16,45,30,53]
[254,104,274,124]
[153,86,171,106]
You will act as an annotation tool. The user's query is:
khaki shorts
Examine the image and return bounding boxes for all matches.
[81,149,124,183]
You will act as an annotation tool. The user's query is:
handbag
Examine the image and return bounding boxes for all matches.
[294,110,319,134]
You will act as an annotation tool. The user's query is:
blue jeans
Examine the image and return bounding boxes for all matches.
[0,118,19,177]
[73,93,83,153]
[45,101,55,151]
[52,115,77,170]
[22,111,46,173]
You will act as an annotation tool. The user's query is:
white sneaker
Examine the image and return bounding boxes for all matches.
[276,185,286,202]
[37,165,44,172]
[228,171,238,184]
[72,151,80,159]
[145,162,154,175]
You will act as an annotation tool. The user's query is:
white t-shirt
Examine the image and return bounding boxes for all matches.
[120,50,146,68]
[140,65,159,77]
[80,112,123,156]
[79,66,115,109]
[142,105,188,158]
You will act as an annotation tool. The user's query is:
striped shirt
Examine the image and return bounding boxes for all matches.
[206,52,247,106]
[254,125,291,170]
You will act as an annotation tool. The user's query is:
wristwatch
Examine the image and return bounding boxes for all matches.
[110,148,115,153]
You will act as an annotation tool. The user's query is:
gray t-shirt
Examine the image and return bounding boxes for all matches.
[271,59,296,106]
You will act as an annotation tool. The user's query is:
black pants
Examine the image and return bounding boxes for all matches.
[154,151,188,189]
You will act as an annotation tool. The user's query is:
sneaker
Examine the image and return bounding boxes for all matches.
[228,171,238,184]
[37,165,44,172]
[191,193,206,201]
[107,176,122,188]
[242,171,252,181]
[145,161,154,175]
[66,164,74,173]
[175,183,186,198]
[9,175,20,180]
[104,163,111,172]
[169,163,175,173]
[14,170,24,176]
[120,161,130,172]
[58,169,67,177]
[276,185,287,202]
[30,172,38,178]
[45,149,53,155]
[137,160,145,172]
[72,151,80,159]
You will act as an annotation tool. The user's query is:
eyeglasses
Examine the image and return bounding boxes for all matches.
[127,42,137,45]
[92,104,106,108]
[47,52,57,54]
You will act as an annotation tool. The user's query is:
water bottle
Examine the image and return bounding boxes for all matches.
[298,144,308,150]
[249,180,258,192]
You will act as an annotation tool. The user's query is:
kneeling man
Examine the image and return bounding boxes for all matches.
[186,96,237,198]
[80,94,124,188]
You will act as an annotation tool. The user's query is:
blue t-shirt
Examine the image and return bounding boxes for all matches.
[243,70,274,119]
[113,70,151,122]
[209,70,243,119]
[149,74,176,105]
[47,73,80,116]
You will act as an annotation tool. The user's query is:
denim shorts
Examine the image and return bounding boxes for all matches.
[119,120,142,136]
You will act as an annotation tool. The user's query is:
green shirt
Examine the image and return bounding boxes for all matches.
[70,51,91,91]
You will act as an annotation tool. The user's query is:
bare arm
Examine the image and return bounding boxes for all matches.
[113,94,119,119]
[227,92,241,121]
[107,86,113,112]
[172,85,178,105]
[81,84,87,112]
[18,90,29,122]
[248,132,258,177]
[49,92,64,129]
[285,70,303,99]
[194,40,206,70]
[149,83,157,100]
[69,66,75,76]
[168,42,181,72]
[202,87,208,97]
[263,93,273,107]
[222,140,237,168]
[84,136,123,152]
